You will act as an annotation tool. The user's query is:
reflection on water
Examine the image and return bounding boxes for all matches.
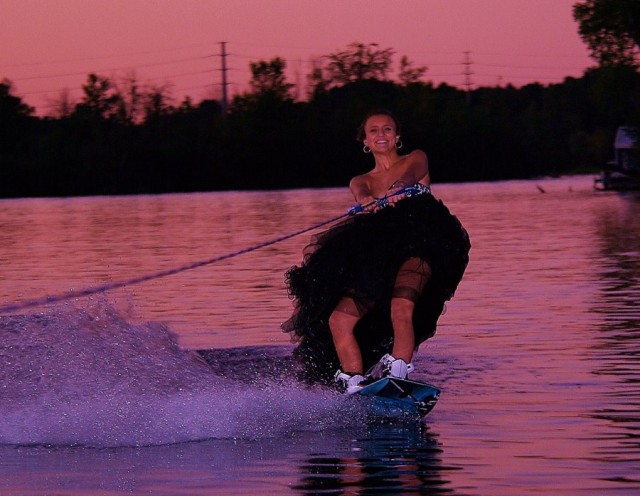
[292,424,453,495]
[590,192,640,485]
[1,425,450,495]
[1,176,640,494]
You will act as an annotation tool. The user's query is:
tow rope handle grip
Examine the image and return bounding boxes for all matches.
[347,185,422,216]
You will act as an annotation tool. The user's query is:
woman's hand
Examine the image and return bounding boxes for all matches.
[360,195,379,213]
[385,185,408,206]
[351,188,408,215]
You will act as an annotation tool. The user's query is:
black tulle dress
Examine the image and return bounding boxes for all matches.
[282,184,470,385]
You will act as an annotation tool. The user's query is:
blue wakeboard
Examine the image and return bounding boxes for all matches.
[356,377,440,418]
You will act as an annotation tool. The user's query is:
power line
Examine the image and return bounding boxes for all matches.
[1,42,216,68]
[4,42,593,115]
[5,44,588,88]
[10,55,214,82]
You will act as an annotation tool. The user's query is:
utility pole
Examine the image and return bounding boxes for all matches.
[220,41,229,114]
[462,50,473,104]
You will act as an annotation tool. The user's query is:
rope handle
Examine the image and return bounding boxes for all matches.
[347,184,428,215]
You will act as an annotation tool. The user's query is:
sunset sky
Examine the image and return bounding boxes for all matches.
[2,0,595,115]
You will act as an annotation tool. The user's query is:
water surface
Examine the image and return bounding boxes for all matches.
[1,176,639,495]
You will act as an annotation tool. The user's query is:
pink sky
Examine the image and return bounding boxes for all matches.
[2,0,594,115]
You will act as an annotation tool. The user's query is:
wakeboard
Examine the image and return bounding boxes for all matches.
[356,377,440,418]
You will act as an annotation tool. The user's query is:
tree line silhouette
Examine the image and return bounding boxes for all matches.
[1,42,639,198]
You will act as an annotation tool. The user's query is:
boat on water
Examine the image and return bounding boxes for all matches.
[594,126,639,191]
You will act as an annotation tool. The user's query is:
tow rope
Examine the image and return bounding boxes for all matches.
[0,185,427,314]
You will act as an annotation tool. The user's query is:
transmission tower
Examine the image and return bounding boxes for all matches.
[462,51,473,103]
[219,41,229,114]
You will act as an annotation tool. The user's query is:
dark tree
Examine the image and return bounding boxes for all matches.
[0,80,36,197]
[0,79,34,118]
[75,73,124,120]
[248,57,294,100]
[573,0,640,67]
[310,42,395,92]
[398,56,428,85]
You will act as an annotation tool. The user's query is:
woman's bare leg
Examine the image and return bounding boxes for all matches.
[390,257,432,362]
[390,298,416,362]
[329,297,364,374]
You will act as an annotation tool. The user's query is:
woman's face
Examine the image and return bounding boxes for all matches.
[363,114,399,153]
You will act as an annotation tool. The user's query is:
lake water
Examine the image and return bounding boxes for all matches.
[1,176,639,495]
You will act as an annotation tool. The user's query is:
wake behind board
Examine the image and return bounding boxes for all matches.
[356,377,440,418]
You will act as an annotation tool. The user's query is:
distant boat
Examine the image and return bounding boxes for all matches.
[594,126,639,191]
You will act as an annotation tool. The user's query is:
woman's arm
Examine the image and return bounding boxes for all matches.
[386,151,430,199]
[403,150,430,186]
[349,175,373,203]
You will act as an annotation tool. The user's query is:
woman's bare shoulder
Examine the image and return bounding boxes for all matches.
[349,174,373,200]
[349,172,369,188]
[349,174,365,188]
[406,149,428,165]
[402,149,428,174]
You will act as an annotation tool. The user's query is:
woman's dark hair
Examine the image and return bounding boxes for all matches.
[356,109,402,142]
